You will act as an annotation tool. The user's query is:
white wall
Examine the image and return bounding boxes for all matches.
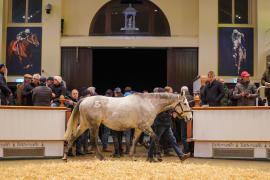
[61,0,199,37]
[199,0,259,81]
[1,0,269,81]
[41,0,61,78]
[257,0,270,80]
[0,0,4,64]
[198,0,218,76]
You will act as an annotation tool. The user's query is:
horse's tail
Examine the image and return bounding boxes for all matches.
[64,101,82,141]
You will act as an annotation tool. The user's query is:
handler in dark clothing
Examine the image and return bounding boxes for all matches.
[0,64,12,105]
[173,86,194,153]
[111,87,124,158]
[148,109,190,162]
[32,77,52,106]
[202,71,224,106]
[261,63,270,105]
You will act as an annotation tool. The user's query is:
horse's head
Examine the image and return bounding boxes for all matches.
[174,94,193,121]
[27,34,39,47]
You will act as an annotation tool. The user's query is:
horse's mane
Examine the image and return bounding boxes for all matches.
[134,92,180,100]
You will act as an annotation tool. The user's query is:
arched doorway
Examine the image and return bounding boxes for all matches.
[89,0,171,36]
[61,1,198,94]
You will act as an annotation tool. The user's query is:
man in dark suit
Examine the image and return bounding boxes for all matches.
[202,71,224,106]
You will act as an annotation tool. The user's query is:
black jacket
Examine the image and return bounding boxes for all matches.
[202,79,225,106]
[153,110,173,127]
[0,72,11,105]
[22,82,37,106]
[51,84,66,102]
[261,70,270,98]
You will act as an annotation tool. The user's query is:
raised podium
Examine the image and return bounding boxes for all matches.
[193,106,270,160]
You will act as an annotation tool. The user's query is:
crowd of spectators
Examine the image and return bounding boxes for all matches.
[1,62,270,160]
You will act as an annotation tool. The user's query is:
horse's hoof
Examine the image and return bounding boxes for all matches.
[62,154,68,162]
[62,157,68,162]
[96,155,105,161]
[132,157,137,161]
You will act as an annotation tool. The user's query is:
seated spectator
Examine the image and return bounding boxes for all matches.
[46,76,54,89]
[66,89,79,110]
[22,74,40,106]
[32,77,52,106]
[51,76,66,106]
[233,71,258,106]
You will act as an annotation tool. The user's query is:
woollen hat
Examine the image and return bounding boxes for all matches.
[47,76,54,81]
[54,76,62,83]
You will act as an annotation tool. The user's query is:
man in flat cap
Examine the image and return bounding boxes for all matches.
[16,74,32,105]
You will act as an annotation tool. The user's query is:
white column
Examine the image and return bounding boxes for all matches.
[198,0,218,75]
[0,0,4,63]
[257,0,270,78]
[42,0,62,77]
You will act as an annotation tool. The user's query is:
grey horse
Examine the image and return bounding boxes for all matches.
[63,93,192,161]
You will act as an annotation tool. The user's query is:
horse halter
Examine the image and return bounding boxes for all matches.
[174,97,192,117]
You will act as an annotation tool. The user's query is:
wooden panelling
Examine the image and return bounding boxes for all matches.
[61,47,93,91]
[167,48,198,92]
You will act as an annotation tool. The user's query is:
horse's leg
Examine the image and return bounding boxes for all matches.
[143,127,162,162]
[63,125,87,161]
[129,128,142,161]
[90,126,104,160]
